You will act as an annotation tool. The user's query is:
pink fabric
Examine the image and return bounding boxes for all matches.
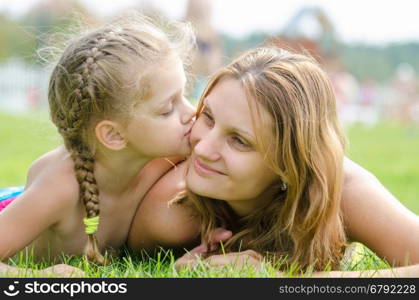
[0,197,15,211]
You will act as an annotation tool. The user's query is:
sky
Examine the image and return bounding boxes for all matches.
[1,0,419,44]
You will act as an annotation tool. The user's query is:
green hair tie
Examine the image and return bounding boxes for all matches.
[83,216,100,234]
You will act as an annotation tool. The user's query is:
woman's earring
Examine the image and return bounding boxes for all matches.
[281,181,287,191]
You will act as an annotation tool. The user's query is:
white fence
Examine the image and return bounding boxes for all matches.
[0,59,50,113]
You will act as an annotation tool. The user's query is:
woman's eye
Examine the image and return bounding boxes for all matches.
[201,110,214,125]
[231,136,251,150]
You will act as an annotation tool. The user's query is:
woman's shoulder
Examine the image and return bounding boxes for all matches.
[136,157,188,194]
[341,158,419,265]
[140,159,188,198]
[343,157,378,188]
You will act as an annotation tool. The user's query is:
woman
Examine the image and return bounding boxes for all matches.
[128,47,419,276]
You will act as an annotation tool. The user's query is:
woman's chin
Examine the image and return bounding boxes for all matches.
[186,172,217,198]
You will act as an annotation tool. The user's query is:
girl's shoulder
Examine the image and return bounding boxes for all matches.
[27,146,74,179]
[25,146,79,206]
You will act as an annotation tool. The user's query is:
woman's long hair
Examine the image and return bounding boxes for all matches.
[189,47,347,271]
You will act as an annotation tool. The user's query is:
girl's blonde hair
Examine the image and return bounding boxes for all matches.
[48,14,195,264]
[190,47,347,271]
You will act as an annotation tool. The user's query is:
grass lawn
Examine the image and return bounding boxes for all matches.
[0,112,61,187]
[0,112,418,277]
[346,123,419,214]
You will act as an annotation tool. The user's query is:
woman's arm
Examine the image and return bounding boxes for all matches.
[342,158,419,266]
[312,264,419,277]
[175,247,419,277]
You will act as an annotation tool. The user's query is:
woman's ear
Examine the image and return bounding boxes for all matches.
[94,120,127,151]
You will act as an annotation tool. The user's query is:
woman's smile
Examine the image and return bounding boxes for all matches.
[193,156,226,176]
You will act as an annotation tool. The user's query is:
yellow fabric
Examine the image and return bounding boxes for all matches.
[83,216,100,234]
[340,242,365,270]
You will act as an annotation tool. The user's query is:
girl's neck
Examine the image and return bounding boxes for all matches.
[93,149,151,195]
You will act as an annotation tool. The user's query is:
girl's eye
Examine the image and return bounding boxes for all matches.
[161,106,174,116]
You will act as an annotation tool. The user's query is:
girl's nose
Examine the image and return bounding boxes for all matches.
[181,98,196,124]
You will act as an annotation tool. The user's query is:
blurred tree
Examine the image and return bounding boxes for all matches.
[221,32,268,63]
[341,42,419,82]
[0,14,37,63]
[0,0,96,65]
[21,0,96,64]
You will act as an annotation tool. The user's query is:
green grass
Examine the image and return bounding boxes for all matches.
[4,245,391,278]
[0,112,418,277]
[346,123,419,214]
[0,112,61,187]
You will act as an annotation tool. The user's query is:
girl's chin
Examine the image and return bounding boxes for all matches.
[178,144,192,156]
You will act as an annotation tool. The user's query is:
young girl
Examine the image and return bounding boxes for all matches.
[128,47,419,277]
[0,15,195,276]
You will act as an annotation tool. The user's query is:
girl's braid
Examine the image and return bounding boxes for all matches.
[54,31,116,265]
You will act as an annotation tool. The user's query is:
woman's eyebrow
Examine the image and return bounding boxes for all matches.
[231,127,255,141]
[204,98,255,141]
[203,98,256,141]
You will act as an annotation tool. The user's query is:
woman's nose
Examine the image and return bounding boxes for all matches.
[193,130,221,161]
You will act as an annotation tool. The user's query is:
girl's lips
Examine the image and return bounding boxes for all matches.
[193,157,225,176]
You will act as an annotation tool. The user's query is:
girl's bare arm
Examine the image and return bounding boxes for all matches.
[0,159,80,276]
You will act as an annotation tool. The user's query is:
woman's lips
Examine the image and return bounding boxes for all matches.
[193,157,225,176]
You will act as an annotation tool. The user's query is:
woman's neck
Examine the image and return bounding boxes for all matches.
[226,186,278,217]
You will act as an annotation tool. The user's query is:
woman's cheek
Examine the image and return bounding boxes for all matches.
[229,153,258,183]
[189,118,205,147]
[223,152,242,179]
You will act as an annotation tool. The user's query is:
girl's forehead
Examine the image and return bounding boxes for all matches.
[145,58,186,99]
